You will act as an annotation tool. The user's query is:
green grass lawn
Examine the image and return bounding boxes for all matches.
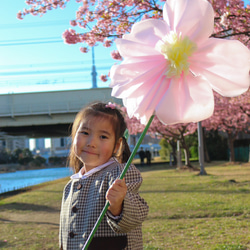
[0,162,249,249]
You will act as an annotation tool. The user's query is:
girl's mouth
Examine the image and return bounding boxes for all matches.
[83,150,98,155]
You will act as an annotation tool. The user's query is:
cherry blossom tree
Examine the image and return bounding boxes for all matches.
[122,87,250,166]
[120,105,198,168]
[202,89,250,162]
[145,118,198,168]
[18,0,250,66]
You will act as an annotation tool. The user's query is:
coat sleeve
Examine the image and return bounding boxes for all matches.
[106,164,149,233]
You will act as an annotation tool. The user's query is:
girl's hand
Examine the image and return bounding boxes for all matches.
[106,178,127,216]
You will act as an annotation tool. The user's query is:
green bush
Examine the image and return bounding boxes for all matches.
[31,155,46,167]
[19,156,33,166]
[0,150,10,164]
[190,145,198,158]
[159,139,171,160]
[205,130,228,160]
[49,156,67,166]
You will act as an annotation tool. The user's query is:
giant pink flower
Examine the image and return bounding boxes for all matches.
[110,0,250,125]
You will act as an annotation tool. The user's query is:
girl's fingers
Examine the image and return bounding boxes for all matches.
[107,178,127,199]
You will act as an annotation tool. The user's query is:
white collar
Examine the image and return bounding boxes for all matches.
[70,158,117,180]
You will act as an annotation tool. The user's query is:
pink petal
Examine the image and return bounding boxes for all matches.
[190,38,250,97]
[115,38,161,58]
[163,0,214,44]
[123,71,171,124]
[110,55,165,98]
[110,56,170,124]
[110,59,169,123]
[113,19,170,59]
[155,74,214,125]
[122,19,170,47]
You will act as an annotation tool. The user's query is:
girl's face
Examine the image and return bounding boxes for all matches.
[73,116,121,172]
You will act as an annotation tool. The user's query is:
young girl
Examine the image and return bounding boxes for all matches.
[59,102,149,250]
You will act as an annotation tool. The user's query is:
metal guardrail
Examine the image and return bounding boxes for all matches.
[0,100,85,118]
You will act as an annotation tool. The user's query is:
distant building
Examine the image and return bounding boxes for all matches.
[50,137,71,157]
[0,134,29,152]
[35,138,45,151]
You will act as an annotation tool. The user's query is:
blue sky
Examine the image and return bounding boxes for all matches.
[0,1,116,94]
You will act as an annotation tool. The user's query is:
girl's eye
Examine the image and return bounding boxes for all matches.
[81,130,89,135]
[100,135,108,139]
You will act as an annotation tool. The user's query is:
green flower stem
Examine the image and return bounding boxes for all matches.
[83,114,155,250]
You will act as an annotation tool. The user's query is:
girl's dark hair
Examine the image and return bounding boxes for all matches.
[69,102,131,173]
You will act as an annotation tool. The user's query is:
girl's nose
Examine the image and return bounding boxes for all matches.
[87,135,96,147]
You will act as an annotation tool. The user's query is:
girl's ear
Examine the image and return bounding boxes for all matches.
[114,137,123,154]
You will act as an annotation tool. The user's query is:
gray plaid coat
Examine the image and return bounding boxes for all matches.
[59,161,149,250]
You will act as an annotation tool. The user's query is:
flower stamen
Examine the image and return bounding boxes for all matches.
[157,32,197,78]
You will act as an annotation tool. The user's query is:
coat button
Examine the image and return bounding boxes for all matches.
[69,232,75,238]
[72,206,78,213]
[77,183,82,190]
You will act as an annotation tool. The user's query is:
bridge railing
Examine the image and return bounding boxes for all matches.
[0,100,86,118]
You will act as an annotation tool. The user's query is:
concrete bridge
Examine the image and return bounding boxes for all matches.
[0,88,122,137]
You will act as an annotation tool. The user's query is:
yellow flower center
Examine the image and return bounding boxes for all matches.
[157,32,197,78]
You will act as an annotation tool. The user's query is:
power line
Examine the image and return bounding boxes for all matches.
[0,37,63,46]
[0,60,91,69]
[0,65,111,76]
[0,20,70,29]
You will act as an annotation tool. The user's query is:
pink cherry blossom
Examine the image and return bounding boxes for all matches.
[70,20,77,27]
[17,11,23,20]
[100,74,108,82]
[110,0,250,125]
[79,47,88,53]
[110,50,122,61]
[62,29,80,44]
[103,40,112,48]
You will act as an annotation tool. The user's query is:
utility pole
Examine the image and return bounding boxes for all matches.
[177,140,182,168]
[198,121,207,175]
[91,46,97,88]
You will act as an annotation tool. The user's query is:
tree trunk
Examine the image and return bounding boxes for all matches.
[184,149,188,165]
[169,140,177,165]
[180,137,194,169]
[203,129,210,163]
[228,132,235,162]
